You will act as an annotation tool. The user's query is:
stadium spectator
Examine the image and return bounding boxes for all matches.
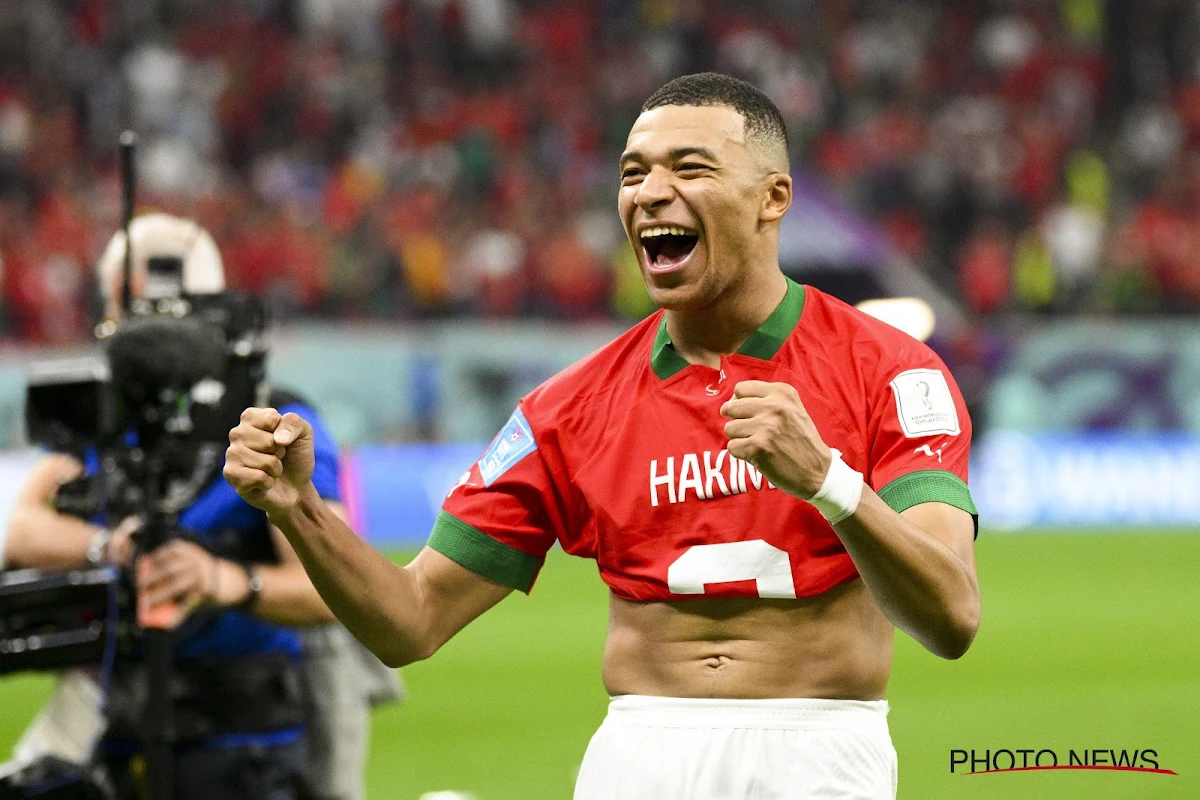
[958,220,1012,314]
[226,72,980,799]
[1,0,1200,333]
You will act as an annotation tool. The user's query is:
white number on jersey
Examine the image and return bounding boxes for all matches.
[667,540,797,599]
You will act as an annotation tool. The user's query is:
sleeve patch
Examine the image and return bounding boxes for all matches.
[479,408,537,486]
[889,368,961,438]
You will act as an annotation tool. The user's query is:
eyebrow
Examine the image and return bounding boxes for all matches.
[619,146,720,166]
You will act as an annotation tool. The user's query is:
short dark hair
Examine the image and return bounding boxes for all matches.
[641,72,789,158]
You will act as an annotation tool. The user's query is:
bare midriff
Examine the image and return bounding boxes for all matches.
[602,579,893,700]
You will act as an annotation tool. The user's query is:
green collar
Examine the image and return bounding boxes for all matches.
[650,277,806,380]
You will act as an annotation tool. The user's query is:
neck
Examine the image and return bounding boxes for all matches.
[665,268,788,368]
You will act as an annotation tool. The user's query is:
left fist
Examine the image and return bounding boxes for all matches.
[720,380,832,499]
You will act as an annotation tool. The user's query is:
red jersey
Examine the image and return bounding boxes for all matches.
[430,280,975,601]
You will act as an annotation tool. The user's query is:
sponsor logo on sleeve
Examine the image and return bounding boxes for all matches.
[890,368,960,438]
[478,408,538,486]
[447,470,473,498]
[914,444,944,462]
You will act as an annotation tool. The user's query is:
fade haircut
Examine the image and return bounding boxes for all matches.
[641,72,789,169]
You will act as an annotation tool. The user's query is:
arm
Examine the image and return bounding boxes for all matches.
[722,381,980,660]
[5,454,107,570]
[9,453,348,628]
[273,488,512,665]
[831,495,978,659]
[253,513,343,625]
[137,503,350,627]
[224,408,513,667]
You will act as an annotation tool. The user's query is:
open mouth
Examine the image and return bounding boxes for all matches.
[640,225,699,273]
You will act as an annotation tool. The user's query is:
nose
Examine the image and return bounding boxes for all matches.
[634,166,673,212]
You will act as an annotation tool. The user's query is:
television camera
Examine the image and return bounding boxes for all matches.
[0,286,268,676]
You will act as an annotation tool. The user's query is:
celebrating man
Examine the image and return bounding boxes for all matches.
[226,72,979,798]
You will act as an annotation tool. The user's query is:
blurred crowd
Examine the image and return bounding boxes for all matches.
[1,0,1199,343]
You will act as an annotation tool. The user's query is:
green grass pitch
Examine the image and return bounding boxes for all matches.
[1,532,1197,798]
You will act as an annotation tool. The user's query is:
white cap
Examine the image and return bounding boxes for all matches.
[97,213,225,306]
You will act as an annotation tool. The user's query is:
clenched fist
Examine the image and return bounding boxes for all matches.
[224,407,315,516]
[720,380,832,499]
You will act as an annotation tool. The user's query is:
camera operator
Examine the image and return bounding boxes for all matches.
[1,213,386,800]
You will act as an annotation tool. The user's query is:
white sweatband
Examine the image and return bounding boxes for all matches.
[807,453,864,524]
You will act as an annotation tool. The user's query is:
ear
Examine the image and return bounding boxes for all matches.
[759,172,792,224]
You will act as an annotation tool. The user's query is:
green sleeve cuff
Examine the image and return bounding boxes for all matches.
[427,511,544,593]
[876,470,979,535]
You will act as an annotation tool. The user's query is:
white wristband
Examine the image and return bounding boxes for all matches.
[807,453,864,524]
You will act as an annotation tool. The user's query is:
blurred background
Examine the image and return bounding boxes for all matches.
[0,0,1197,798]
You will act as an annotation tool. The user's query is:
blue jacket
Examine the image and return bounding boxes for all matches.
[173,400,340,664]
[102,399,341,752]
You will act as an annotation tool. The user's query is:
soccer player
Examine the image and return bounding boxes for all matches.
[225,72,980,798]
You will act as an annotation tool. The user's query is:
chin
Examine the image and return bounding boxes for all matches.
[644,275,713,312]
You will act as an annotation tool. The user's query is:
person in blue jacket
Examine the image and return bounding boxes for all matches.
[2,214,354,799]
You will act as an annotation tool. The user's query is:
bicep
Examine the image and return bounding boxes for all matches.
[900,501,977,576]
[406,546,514,648]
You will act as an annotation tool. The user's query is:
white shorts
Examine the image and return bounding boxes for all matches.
[574,696,897,800]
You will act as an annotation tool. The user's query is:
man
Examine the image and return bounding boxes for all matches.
[226,73,979,798]
[2,213,388,800]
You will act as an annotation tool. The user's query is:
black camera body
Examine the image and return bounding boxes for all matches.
[26,291,267,459]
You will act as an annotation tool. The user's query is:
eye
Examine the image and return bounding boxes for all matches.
[676,162,711,175]
[621,167,645,183]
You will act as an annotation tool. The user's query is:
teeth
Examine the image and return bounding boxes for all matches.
[640,225,695,239]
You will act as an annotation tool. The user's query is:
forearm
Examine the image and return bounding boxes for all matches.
[5,505,102,571]
[267,483,432,666]
[210,557,336,626]
[834,491,980,659]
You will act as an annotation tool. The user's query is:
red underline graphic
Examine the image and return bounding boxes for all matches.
[966,766,1178,776]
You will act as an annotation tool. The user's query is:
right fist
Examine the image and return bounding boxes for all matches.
[224,408,315,516]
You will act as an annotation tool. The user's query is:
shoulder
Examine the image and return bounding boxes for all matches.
[793,286,969,442]
[520,313,662,439]
[793,285,949,385]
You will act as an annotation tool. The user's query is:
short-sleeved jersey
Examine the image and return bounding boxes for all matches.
[430,279,976,601]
